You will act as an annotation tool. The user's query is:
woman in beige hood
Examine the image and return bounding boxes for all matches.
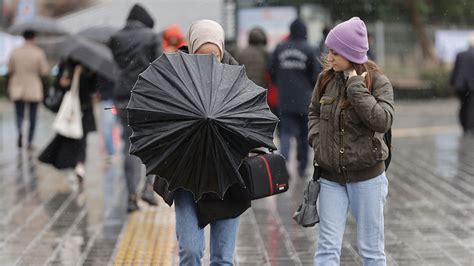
[153,19,245,265]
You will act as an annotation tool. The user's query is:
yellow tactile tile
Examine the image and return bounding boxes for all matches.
[113,202,176,265]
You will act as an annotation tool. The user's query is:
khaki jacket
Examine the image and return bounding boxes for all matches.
[8,42,49,102]
[308,72,394,184]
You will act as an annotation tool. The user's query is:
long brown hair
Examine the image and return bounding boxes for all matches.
[317,55,381,109]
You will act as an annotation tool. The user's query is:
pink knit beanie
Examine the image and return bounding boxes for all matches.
[325,17,369,64]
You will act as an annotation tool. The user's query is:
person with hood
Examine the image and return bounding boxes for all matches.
[235,27,269,89]
[270,18,318,177]
[450,34,474,135]
[7,30,49,149]
[109,4,161,212]
[153,19,249,265]
[162,24,186,53]
[308,17,394,264]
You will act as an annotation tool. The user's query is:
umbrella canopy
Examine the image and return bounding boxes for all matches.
[8,17,69,36]
[127,51,279,201]
[61,36,118,81]
[77,26,119,44]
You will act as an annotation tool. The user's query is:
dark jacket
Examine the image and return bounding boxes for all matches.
[154,46,250,228]
[308,72,394,184]
[270,19,318,114]
[450,47,474,93]
[235,28,269,88]
[109,5,161,103]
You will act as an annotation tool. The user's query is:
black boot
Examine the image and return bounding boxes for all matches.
[17,134,22,148]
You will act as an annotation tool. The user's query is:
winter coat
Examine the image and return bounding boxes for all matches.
[109,7,161,103]
[7,42,49,102]
[235,29,269,88]
[270,20,318,115]
[154,46,250,228]
[308,72,394,184]
[450,47,474,93]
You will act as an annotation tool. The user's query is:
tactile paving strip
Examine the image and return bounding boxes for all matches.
[113,204,176,265]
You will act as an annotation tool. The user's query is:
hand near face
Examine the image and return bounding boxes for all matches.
[349,69,368,79]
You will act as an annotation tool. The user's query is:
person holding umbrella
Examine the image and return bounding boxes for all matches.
[7,30,49,150]
[128,19,278,265]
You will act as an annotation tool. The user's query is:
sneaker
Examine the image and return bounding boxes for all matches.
[141,190,158,206]
[127,194,140,213]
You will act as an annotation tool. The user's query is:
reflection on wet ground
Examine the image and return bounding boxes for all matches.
[0,99,473,265]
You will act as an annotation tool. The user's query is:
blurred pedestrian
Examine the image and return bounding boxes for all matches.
[153,19,249,265]
[450,34,474,135]
[7,30,49,150]
[270,18,318,177]
[109,3,161,212]
[56,60,97,181]
[308,17,394,265]
[367,32,377,61]
[162,24,186,53]
[235,27,269,88]
[96,75,117,159]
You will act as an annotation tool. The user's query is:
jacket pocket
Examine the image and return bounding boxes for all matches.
[319,96,335,120]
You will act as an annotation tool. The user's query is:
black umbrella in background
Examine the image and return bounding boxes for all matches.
[77,26,119,44]
[8,17,69,36]
[61,36,118,81]
[127,52,278,201]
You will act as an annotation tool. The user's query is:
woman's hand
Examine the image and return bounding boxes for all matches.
[348,69,367,79]
[59,76,71,87]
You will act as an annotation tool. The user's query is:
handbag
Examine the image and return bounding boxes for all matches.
[292,165,321,227]
[43,86,65,113]
[232,149,289,201]
[52,66,83,139]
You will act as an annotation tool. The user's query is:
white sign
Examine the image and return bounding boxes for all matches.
[0,32,24,75]
[237,6,297,51]
[435,30,474,63]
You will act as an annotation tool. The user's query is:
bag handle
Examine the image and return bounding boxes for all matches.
[69,65,82,96]
[249,148,276,155]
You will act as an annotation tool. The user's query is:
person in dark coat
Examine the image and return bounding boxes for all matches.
[39,59,97,182]
[235,27,269,88]
[109,3,161,212]
[270,18,318,177]
[153,19,250,266]
[450,35,474,135]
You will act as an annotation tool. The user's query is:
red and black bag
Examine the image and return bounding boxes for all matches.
[232,150,289,201]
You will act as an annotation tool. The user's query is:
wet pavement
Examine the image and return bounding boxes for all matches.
[0,98,473,265]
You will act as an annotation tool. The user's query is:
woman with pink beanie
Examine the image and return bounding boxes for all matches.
[308,17,394,265]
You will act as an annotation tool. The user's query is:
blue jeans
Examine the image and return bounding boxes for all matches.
[14,101,38,143]
[315,173,389,266]
[174,190,239,265]
[280,113,309,175]
[100,100,116,155]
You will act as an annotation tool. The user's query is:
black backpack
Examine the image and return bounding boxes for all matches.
[383,128,392,170]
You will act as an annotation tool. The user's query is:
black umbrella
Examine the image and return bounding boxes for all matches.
[127,51,278,201]
[61,36,118,81]
[77,26,119,44]
[8,17,68,36]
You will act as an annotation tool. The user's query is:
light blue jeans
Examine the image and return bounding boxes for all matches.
[315,173,389,266]
[100,100,116,156]
[174,190,240,266]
